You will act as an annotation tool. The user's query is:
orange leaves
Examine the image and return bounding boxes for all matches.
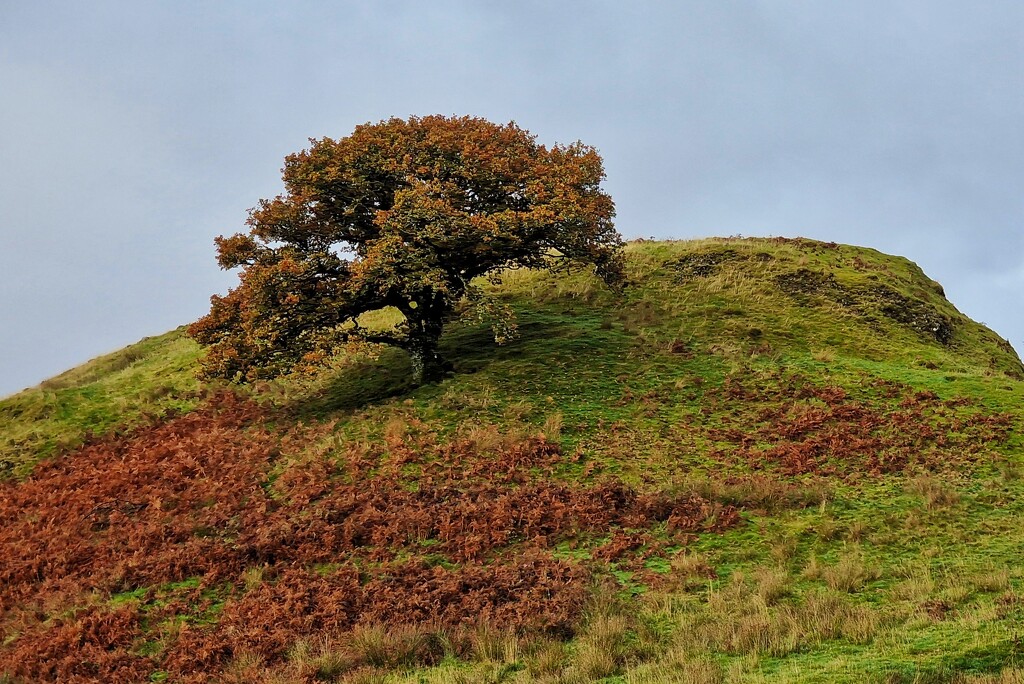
[0,397,738,679]
[191,114,623,382]
[708,375,1015,477]
[213,233,260,269]
[2,606,153,683]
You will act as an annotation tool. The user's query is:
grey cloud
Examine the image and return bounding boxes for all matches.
[1,0,1021,396]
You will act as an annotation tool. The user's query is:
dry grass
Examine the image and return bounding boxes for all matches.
[692,266,773,307]
[812,349,837,363]
[338,669,388,684]
[769,535,798,563]
[348,623,445,670]
[566,601,634,680]
[971,565,1011,593]
[669,551,716,592]
[685,476,831,512]
[753,567,791,605]
[822,552,882,593]
[542,411,563,441]
[525,638,568,679]
[455,422,529,454]
[503,399,535,421]
[803,555,825,581]
[667,569,880,660]
[241,565,267,592]
[907,474,961,510]
[439,384,499,412]
[468,622,519,664]
[382,416,409,444]
[284,633,357,681]
[887,571,935,604]
[846,519,870,542]
[814,517,844,541]
[570,646,618,681]
[953,669,1024,684]
[938,576,974,606]
[223,649,266,682]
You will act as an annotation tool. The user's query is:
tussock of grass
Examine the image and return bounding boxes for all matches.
[652,569,882,664]
[348,624,444,670]
[468,622,519,664]
[955,670,1024,684]
[907,474,962,510]
[4,238,1024,683]
[753,566,791,605]
[823,551,883,593]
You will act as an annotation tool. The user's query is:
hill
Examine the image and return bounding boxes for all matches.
[1,237,1023,683]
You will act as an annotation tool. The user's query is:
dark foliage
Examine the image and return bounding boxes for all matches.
[190,115,623,384]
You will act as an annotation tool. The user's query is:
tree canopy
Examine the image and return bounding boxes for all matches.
[189,115,624,384]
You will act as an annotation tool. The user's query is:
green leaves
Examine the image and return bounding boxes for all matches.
[191,115,623,382]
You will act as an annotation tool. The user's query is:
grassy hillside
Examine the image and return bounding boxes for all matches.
[2,237,1023,683]
[0,329,202,478]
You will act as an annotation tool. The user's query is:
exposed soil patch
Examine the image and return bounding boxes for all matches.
[666,249,742,280]
[861,284,954,344]
[775,268,955,344]
[776,268,846,299]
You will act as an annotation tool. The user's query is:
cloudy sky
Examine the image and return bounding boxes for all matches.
[1,1,1021,397]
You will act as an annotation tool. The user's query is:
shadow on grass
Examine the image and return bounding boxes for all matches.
[443,317,570,373]
[869,639,1024,683]
[938,638,1024,676]
[286,314,586,420]
[288,348,417,419]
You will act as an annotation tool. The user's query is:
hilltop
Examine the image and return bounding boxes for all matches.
[1,237,1023,683]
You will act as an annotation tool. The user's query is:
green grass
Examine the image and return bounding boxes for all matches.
[4,237,1024,682]
[0,328,203,477]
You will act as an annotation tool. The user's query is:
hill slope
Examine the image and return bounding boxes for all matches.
[1,237,1023,683]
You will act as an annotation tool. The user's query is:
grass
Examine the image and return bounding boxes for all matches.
[3,237,1024,682]
[0,327,203,477]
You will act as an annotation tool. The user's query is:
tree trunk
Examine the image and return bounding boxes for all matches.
[408,338,444,385]
[402,295,450,385]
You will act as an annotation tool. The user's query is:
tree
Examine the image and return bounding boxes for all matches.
[189,115,624,385]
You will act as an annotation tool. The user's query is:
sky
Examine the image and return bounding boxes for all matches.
[1,1,1021,397]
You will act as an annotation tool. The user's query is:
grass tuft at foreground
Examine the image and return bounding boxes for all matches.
[1,237,1023,683]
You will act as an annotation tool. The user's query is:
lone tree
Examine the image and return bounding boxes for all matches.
[189,115,623,385]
